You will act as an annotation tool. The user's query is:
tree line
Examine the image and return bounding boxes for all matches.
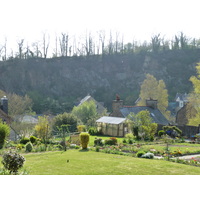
[1,31,200,61]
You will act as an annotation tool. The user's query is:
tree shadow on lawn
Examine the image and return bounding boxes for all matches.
[79,149,89,152]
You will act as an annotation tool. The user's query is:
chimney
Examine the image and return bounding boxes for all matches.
[146,98,158,109]
[111,94,123,117]
[1,96,8,114]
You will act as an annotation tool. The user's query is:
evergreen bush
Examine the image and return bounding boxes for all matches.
[136,150,146,158]
[25,142,33,152]
[104,137,117,145]
[79,132,90,149]
[0,122,10,149]
[1,150,25,174]
[20,137,30,145]
[94,137,103,146]
[88,127,98,135]
[30,135,37,144]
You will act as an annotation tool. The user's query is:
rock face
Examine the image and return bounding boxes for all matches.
[0,49,199,110]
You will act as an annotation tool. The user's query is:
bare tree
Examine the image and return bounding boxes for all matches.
[108,31,113,54]
[59,33,69,57]
[32,41,42,58]
[3,38,7,61]
[42,32,50,58]
[99,30,106,55]
[84,31,93,56]
[17,39,24,59]
[151,34,161,53]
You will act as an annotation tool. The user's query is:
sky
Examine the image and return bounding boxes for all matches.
[0,0,200,54]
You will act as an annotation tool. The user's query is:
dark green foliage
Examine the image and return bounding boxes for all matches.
[2,151,25,174]
[0,122,10,149]
[20,137,30,145]
[94,137,103,146]
[122,138,127,143]
[52,112,78,133]
[88,127,98,135]
[163,125,182,137]
[25,142,33,152]
[158,130,165,137]
[136,151,146,158]
[128,139,133,144]
[104,137,117,145]
[30,135,37,143]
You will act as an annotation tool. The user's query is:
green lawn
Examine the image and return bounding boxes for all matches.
[2,150,200,175]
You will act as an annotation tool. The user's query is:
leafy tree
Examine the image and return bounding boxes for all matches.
[52,112,78,134]
[71,100,98,125]
[0,120,10,149]
[137,74,170,119]
[0,90,33,116]
[34,116,51,144]
[127,110,157,140]
[187,63,200,125]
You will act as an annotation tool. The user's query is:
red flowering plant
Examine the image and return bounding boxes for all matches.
[190,157,199,165]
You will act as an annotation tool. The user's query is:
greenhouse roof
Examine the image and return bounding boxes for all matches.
[96,116,126,125]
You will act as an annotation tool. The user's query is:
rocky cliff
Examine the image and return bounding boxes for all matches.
[0,49,199,113]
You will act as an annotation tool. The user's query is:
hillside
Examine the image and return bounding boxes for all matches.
[0,49,199,113]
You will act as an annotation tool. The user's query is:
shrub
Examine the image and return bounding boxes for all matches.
[79,132,90,149]
[16,144,23,150]
[88,127,98,135]
[104,137,117,145]
[30,136,37,144]
[0,122,10,149]
[25,142,33,152]
[20,137,30,145]
[94,137,103,146]
[125,133,134,139]
[128,139,133,144]
[141,152,154,159]
[95,146,100,152]
[122,138,127,143]
[1,150,25,174]
[158,130,165,137]
[77,125,86,133]
[136,150,146,158]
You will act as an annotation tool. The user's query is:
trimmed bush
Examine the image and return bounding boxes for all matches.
[94,137,103,146]
[104,137,117,145]
[0,122,10,149]
[25,142,33,152]
[30,136,37,144]
[158,130,165,137]
[88,127,98,135]
[125,133,135,139]
[20,137,30,145]
[77,125,86,133]
[136,151,146,158]
[79,132,90,149]
[1,151,25,174]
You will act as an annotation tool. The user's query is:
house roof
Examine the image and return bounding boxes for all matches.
[96,116,126,125]
[175,93,188,102]
[120,106,169,125]
[78,95,92,106]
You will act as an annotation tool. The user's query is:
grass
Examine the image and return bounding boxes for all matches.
[2,150,200,175]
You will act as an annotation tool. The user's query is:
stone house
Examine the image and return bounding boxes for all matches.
[96,96,169,137]
[77,94,107,115]
[110,96,169,125]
